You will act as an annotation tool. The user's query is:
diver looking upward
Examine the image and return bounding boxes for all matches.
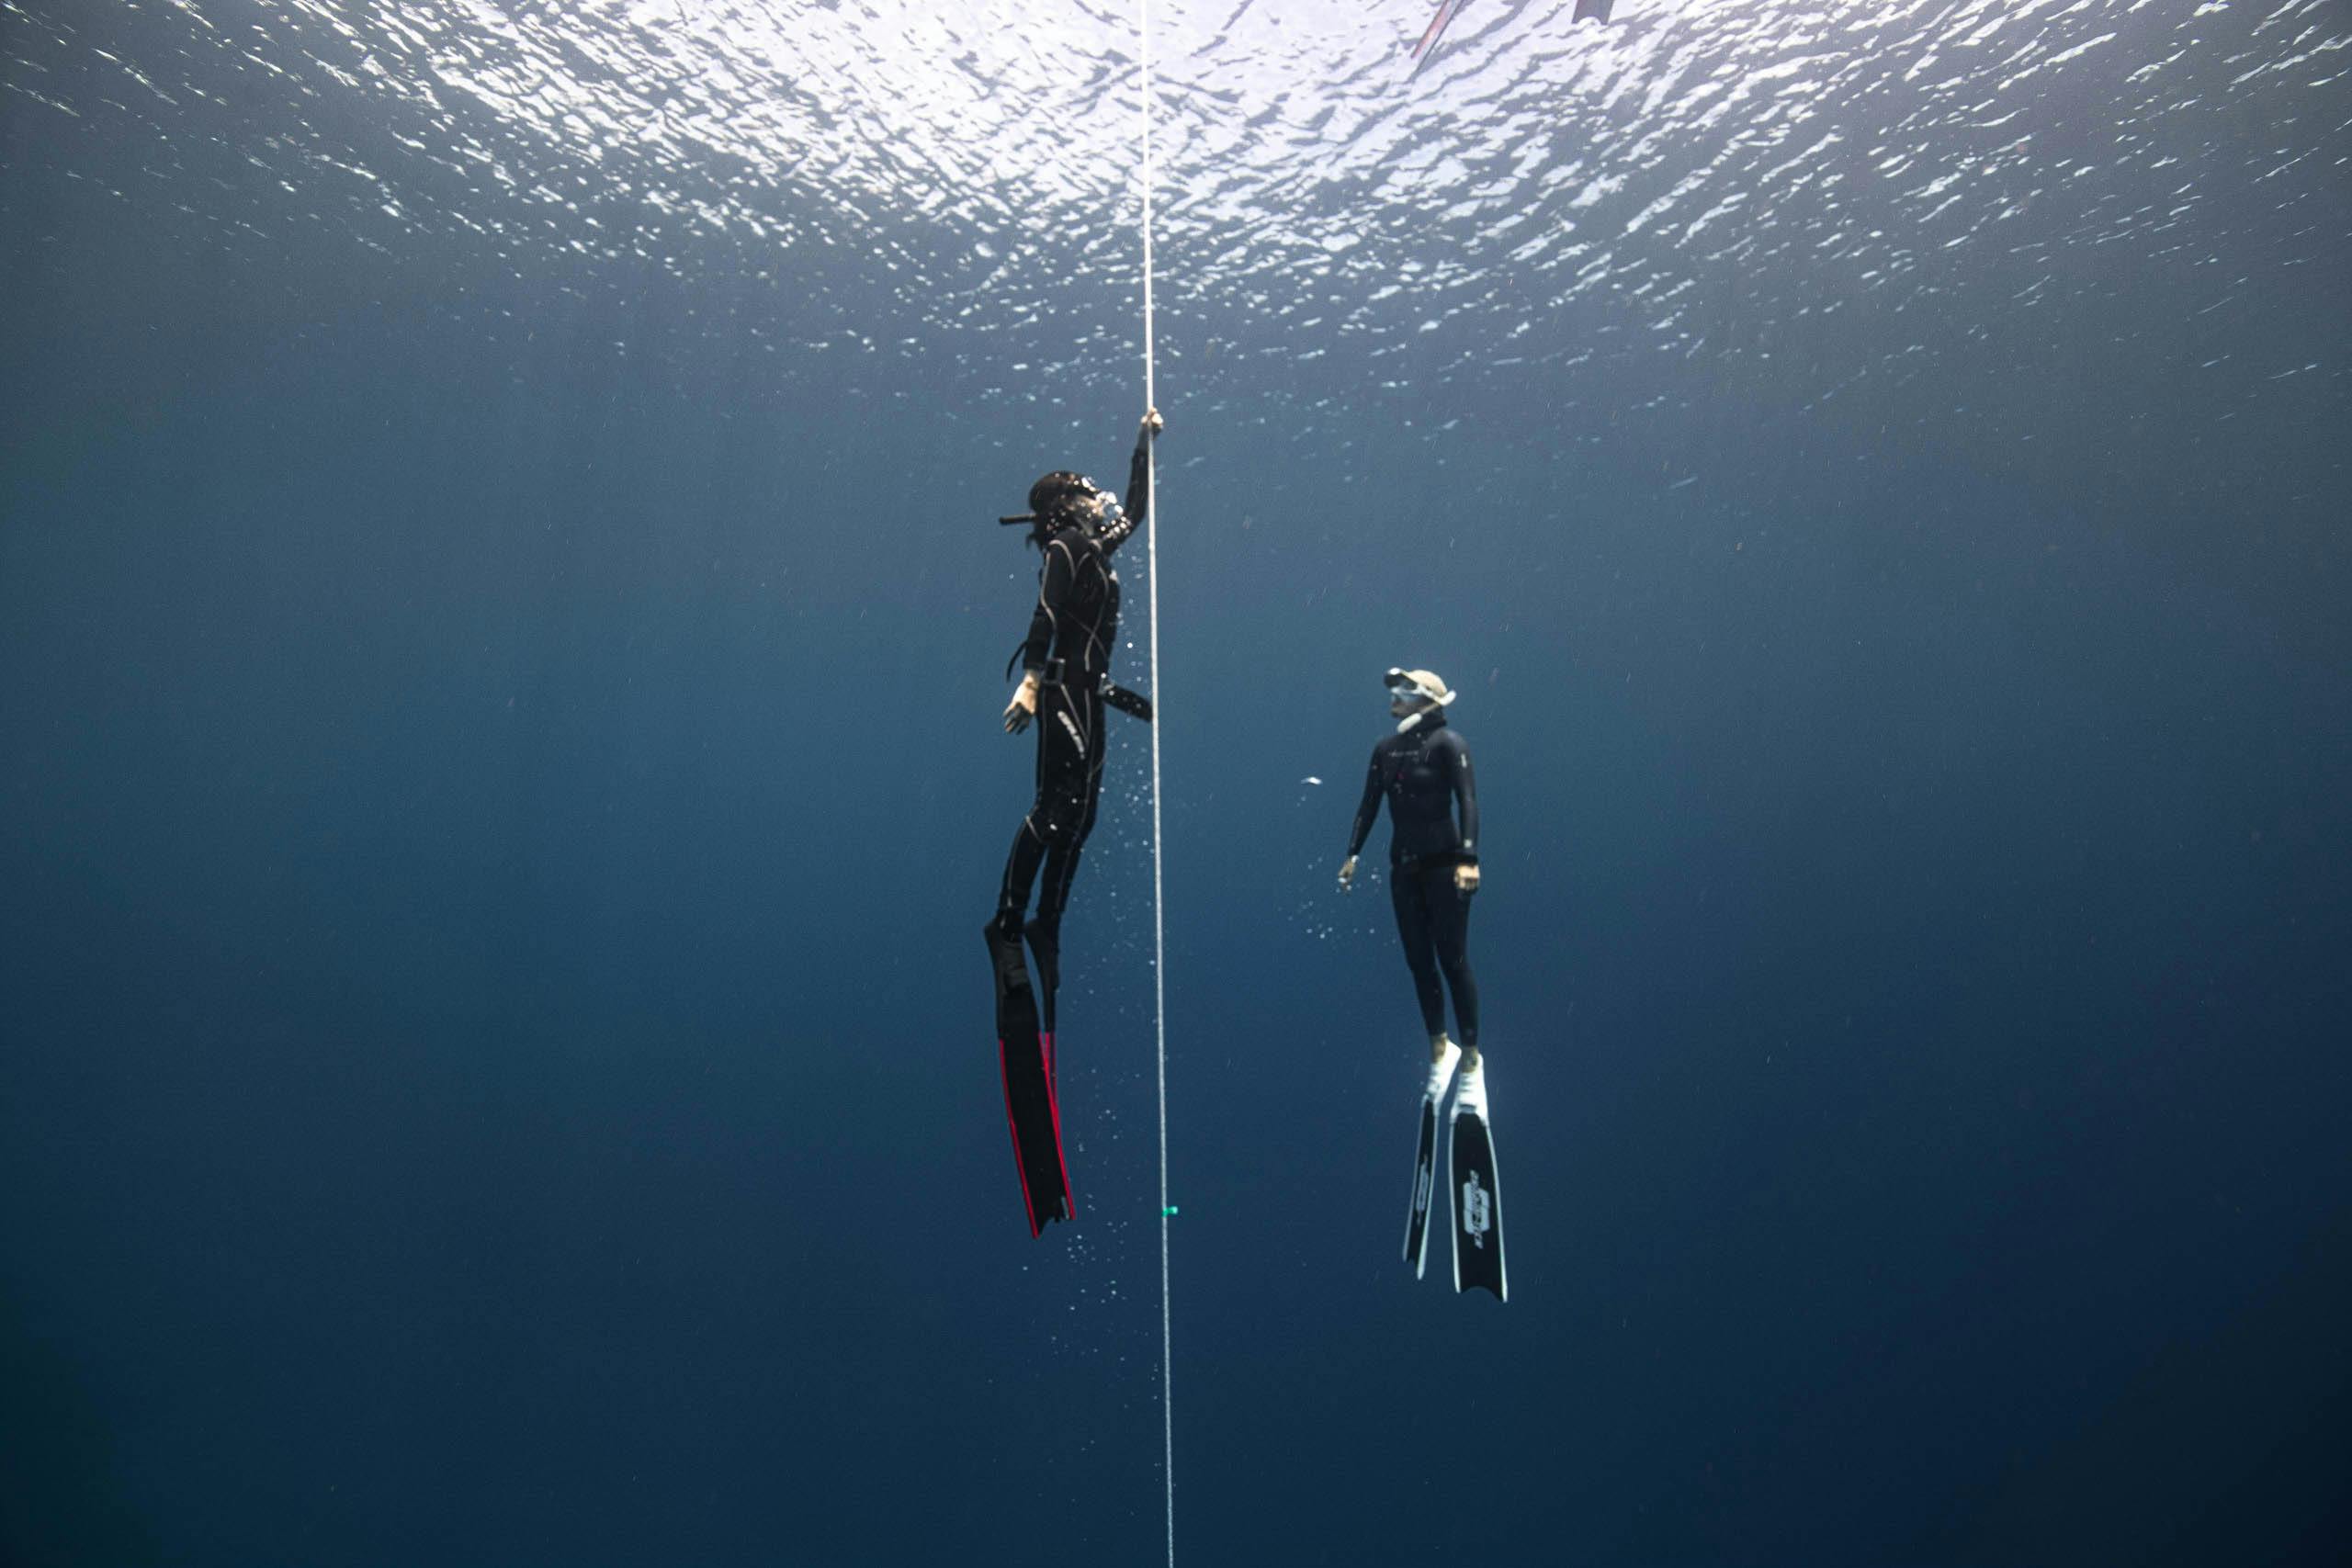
[989,408,1162,1032]
[982,408,1160,1237]
[1341,666,1482,1083]
[1341,666,1505,1297]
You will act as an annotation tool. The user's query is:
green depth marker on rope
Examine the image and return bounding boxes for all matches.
[1162,1205,1180,1217]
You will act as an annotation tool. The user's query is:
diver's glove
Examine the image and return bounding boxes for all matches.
[1003,672,1040,734]
[1338,855,1359,893]
[1140,408,1163,439]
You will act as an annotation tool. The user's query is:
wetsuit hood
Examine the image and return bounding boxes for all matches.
[1001,471,1104,535]
[1386,667,1459,707]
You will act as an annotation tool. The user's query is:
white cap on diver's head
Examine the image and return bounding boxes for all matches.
[1385,668,1458,707]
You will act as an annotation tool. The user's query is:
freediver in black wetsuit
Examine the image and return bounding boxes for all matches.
[988,409,1162,1033]
[1346,667,1508,1296]
[1340,667,1486,1110]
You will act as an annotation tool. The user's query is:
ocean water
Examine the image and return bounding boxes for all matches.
[3,1,2346,1562]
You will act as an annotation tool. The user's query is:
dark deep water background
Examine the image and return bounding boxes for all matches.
[4,2,2349,1563]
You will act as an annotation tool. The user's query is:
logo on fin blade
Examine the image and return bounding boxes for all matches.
[1461,1171,1490,1247]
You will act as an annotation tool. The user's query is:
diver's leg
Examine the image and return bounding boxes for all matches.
[1026,688,1097,1032]
[995,811,1047,935]
[1035,698,1109,1032]
[1389,866,1449,1047]
[987,818,1041,1045]
[1035,690,1102,921]
[1000,688,1086,923]
[1430,865,1481,1066]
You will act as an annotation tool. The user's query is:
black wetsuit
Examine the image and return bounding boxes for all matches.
[992,430,1151,1020]
[1348,712,1481,1048]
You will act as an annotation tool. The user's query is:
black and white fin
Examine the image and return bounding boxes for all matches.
[1403,1040,1461,1277]
[1404,1095,1441,1275]
[1450,1060,1507,1302]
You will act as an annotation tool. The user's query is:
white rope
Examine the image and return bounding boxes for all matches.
[1137,3,1171,1564]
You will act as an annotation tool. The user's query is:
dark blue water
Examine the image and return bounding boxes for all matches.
[5,2,2347,1562]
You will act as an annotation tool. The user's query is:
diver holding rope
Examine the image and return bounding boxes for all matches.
[985,408,1161,1234]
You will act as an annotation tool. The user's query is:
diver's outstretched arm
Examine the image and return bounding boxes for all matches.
[1101,410,1161,555]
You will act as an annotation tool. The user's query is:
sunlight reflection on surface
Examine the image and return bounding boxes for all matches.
[11,0,2344,421]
